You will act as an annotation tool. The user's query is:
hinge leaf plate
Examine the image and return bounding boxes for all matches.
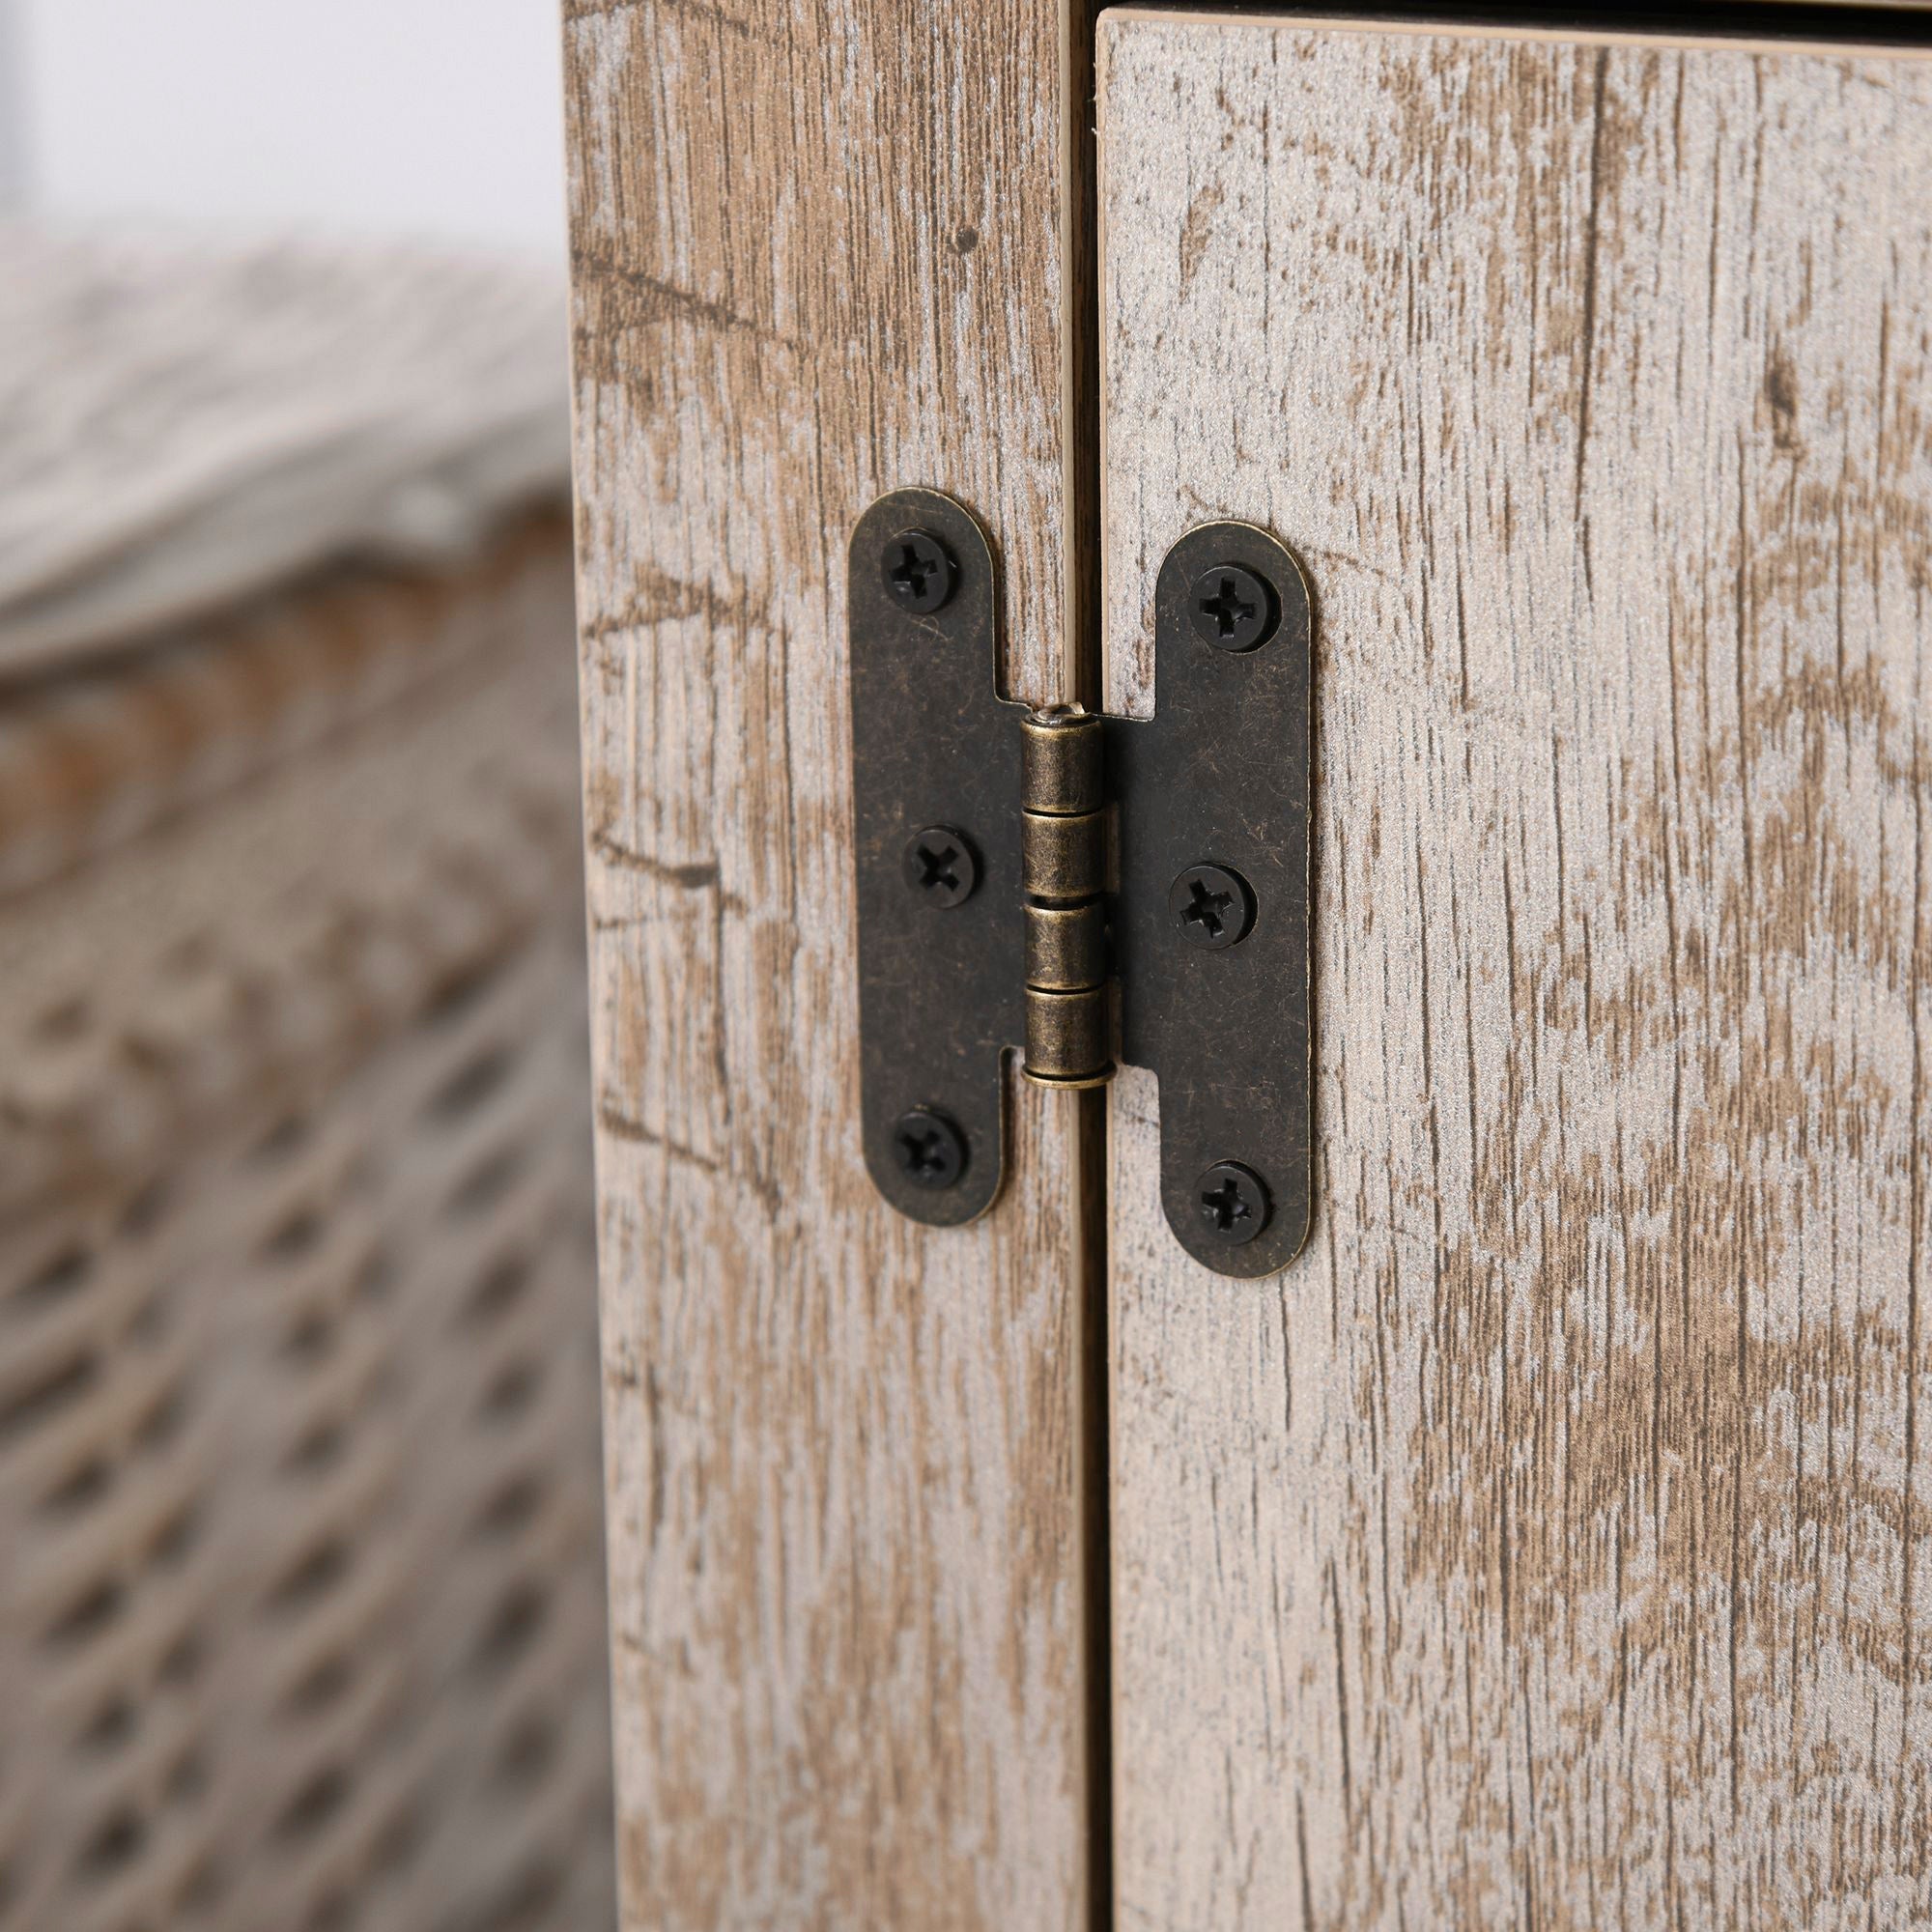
[1109,522,1314,1276]
[849,489,1020,1225]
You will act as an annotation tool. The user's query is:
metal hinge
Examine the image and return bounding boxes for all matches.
[849,487,1312,1278]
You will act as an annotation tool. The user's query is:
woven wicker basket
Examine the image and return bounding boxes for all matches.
[0,517,613,1932]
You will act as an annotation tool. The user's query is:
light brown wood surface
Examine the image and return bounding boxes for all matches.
[1101,14,1932,1928]
[561,4,1097,1926]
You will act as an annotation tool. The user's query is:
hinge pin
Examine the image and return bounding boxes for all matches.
[1019,707,1114,1089]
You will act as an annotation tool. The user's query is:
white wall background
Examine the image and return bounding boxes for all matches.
[0,2,27,209]
[0,0,566,259]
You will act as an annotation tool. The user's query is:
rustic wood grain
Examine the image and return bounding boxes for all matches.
[1101,15,1932,1928]
[561,4,1097,1926]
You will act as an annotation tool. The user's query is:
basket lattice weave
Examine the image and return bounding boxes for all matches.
[0,522,614,1931]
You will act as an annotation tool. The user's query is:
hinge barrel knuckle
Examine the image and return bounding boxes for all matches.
[1022,985,1113,1088]
[1020,705,1104,812]
[1019,809,1108,902]
[1024,900,1108,990]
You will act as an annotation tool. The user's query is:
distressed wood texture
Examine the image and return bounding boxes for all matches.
[1101,15,1932,1929]
[562,5,1095,1927]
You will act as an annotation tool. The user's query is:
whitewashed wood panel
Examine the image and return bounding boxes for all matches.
[562,4,1097,1925]
[1101,15,1932,1927]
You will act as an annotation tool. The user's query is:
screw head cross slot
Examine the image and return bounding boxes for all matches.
[1188,562,1276,652]
[1169,863,1254,950]
[901,826,979,908]
[881,529,957,613]
[893,1108,967,1189]
[1196,1161,1270,1245]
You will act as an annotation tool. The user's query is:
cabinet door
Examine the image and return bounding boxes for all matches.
[560,6,1100,1926]
[1100,14,1932,1929]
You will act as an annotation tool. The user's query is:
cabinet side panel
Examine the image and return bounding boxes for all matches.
[1102,17,1932,1928]
[563,5,1093,1926]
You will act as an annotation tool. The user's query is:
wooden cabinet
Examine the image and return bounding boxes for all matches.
[558,6,1099,1926]
[1101,15,1932,1927]
[564,6,1932,1925]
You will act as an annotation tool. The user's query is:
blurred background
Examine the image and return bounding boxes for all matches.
[0,8,614,1932]
[0,0,566,259]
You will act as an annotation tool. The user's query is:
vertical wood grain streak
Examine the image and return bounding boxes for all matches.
[1102,16,1932,1928]
[562,4,1093,1925]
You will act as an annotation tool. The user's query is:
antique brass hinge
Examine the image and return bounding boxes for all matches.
[848,487,1312,1278]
